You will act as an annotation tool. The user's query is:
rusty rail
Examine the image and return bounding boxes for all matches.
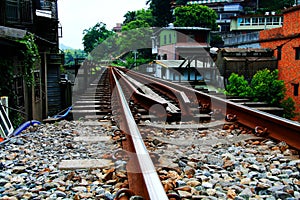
[109,67,168,200]
[112,67,168,117]
[118,68,194,119]
[120,68,300,150]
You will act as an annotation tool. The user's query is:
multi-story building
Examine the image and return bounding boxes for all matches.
[153,26,211,60]
[224,13,284,47]
[188,0,245,33]
[259,5,300,119]
[220,5,300,119]
[0,0,64,122]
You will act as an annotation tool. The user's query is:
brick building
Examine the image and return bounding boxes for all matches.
[259,5,300,119]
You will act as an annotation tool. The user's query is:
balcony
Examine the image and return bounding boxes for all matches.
[36,0,57,19]
[230,16,283,32]
[224,31,260,46]
[224,4,243,12]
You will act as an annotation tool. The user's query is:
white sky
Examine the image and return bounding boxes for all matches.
[58,0,148,49]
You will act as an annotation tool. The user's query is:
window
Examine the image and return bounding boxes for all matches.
[292,83,299,96]
[273,17,280,25]
[277,46,282,60]
[240,18,250,26]
[258,17,265,25]
[169,34,172,44]
[295,47,300,60]
[164,35,167,45]
[252,17,258,25]
[266,17,272,25]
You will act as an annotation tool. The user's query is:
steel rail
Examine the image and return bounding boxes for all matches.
[112,67,169,115]
[110,67,168,200]
[118,68,194,118]
[121,68,300,150]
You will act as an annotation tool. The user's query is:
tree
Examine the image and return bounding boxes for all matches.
[63,49,87,66]
[173,4,218,30]
[259,0,294,12]
[122,20,150,31]
[123,9,154,27]
[281,97,296,119]
[225,73,252,97]
[176,0,189,6]
[250,69,285,105]
[147,0,173,27]
[225,69,296,119]
[82,22,114,53]
[123,11,137,25]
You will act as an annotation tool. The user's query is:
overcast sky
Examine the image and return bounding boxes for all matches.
[58,0,148,49]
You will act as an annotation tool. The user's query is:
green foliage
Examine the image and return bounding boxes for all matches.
[147,0,173,27]
[0,33,39,126]
[18,33,40,86]
[122,20,150,31]
[114,53,153,69]
[82,22,115,53]
[226,69,296,119]
[250,69,285,106]
[225,73,252,97]
[281,97,296,119]
[123,9,154,27]
[123,11,137,25]
[63,49,87,66]
[176,0,189,6]
[259,0,295,12]
[173,4,218,30]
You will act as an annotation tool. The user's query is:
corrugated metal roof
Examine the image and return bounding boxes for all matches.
[220,48,272,53]
[223,57,277,61]
[0,26,27,40]
[163,27,211,31]
[155,60,214,68]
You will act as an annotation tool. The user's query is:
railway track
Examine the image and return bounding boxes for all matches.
[70,66,300,199]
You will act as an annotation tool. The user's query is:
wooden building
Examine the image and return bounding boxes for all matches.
[0,0,63,122]
[216,48,277,84]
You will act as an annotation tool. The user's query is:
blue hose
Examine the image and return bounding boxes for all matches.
[9,120,41,137]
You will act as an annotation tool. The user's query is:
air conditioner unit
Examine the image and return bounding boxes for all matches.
[0,100,14,138]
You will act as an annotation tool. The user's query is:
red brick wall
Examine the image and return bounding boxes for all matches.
[282,8,300,36]
[259,7,300,120]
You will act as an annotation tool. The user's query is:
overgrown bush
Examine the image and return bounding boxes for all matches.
[225,73,252,97]
[226,69,296,119]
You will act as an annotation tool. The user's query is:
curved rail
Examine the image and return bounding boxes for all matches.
[120,67,300,150]
[112,67,168,117]
[116,68,193,119]
[109,67,168,200]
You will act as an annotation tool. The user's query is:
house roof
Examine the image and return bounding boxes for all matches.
[283,4,300,14]
[223,57,277,62]
[154,60,215,68]
[220,48,272,53]
[0,26,27,40]
[162,26,211,31]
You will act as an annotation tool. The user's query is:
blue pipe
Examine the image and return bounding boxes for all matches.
[9,120,41,137]
[52,106,72,119]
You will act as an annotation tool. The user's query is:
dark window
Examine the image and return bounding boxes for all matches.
[163,54,167,60]
[169,34,172,43]
[164,35,167,45]
[295,47,300,60]
[292,83,299,96]
[277,46,282,60]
